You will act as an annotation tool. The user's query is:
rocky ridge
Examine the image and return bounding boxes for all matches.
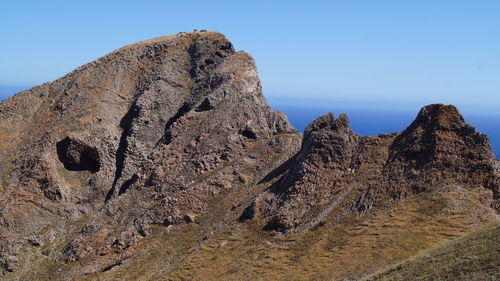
[243,104,499,232]
[0,31,498,279]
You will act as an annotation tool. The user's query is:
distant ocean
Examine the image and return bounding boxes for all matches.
[270,101,500,159]
[0,86,27,102]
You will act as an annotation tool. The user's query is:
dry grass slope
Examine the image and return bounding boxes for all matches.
[160,190,496,281]
[366,222,500,281]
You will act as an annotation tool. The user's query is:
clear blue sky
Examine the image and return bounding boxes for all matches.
[1,0,500,113]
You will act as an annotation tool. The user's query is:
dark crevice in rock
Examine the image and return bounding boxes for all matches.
[263,217,285,232]
[160,102,192,145]
[164,103,192,130]
[220,42,233,51]
[106,102,141,201]
[195,98,214,112]
[118,174,139,196]
[257,153,298,185]
[241,128,257,140]
[105,184,116,202]
[56,137,100,173]
[188,43,201,79]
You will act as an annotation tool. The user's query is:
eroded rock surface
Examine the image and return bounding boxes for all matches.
[0,31,498,279]
[241,113,361,231]
[243,104,499,232]
[0,31,301,274]
[356,104,500,213]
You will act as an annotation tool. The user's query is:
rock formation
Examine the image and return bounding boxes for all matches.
[0,31,498,279]
[242,104,499,232]
[0,31,301,274]
[241,113,361,231]
[356,104,500,212]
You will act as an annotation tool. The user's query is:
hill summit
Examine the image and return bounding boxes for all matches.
[0,31,498,280]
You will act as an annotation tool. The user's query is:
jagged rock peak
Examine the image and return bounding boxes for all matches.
[241,112,359,232]
[412,103,465,126]
[304,112,350,138]
[355,103,499,213]
[390,103,494,165]
[244,103,499,233]
[300,112,356,168]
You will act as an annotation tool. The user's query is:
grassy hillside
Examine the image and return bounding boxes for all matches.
[367,223,500,281]
[88,185,496,281]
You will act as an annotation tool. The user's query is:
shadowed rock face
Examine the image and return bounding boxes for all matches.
[0,31,498,278]
[56,137,101,173]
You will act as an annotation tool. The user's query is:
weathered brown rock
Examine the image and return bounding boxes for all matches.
[0,30,498,279]
[241,113,360,231]
[356,104,500,212]
[243,104,499,232]
[0,31,301,274]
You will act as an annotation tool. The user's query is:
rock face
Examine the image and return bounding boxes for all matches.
[356,104,500,212]
[243,104,499,232]
[0,31,301,274]
[241,113,360,231]
[0,31,498,278]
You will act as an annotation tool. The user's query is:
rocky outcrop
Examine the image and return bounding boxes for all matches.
[60,32,300,269]
[241,113,360,231]
[243,104,499,232]
[356,104,500,213]
[0,31,301,274]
